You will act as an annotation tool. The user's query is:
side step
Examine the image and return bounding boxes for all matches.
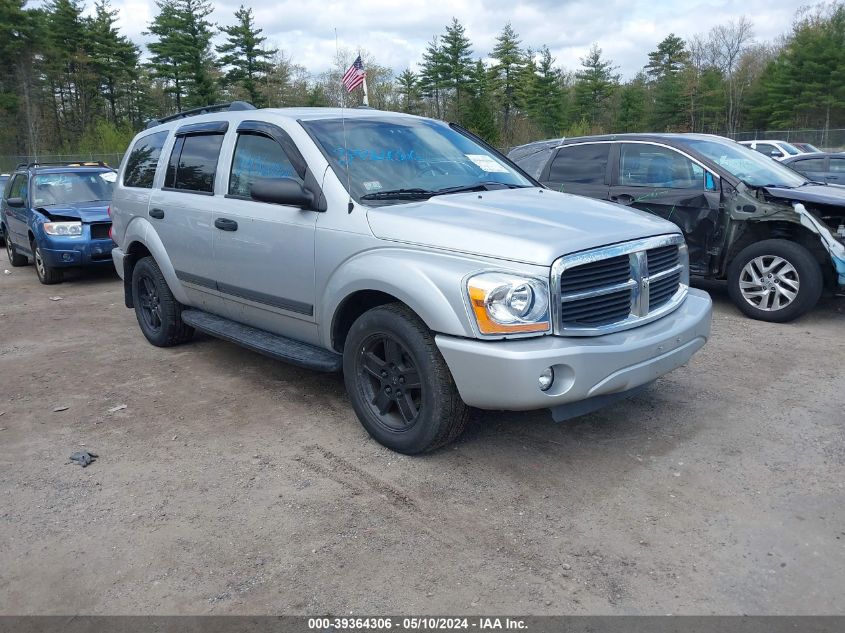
[181,309,342,372]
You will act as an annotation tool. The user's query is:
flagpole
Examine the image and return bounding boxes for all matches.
[360,50,369,106]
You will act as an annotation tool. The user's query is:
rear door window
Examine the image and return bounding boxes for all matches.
[165,133,225,194]
[228,133,301,198]
[7,174,27,201]
[790,158,826,173]
[123,131,169,188]
[619,144,705,189]
[829,158,845,172]
[548,144,609,184]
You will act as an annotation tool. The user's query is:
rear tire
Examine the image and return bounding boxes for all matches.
[131,256,194,347]
[343,303,469,454]
[5,232,27,267]
[727,239,823,323]
[32,241,63,284]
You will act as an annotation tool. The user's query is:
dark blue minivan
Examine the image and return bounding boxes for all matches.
[1,163,117,284]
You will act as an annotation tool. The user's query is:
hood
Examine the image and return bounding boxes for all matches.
[37,200,110,223]
[366,188,679,266]
[762,183,845,207]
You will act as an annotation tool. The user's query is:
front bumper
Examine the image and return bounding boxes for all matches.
[38,234,115,268]
[436,288,712,411]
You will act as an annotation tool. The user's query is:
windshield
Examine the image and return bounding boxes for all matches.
[677,138,808,188]
[32,171,115,206]
[301,117,533,204]
[780,142,801,156]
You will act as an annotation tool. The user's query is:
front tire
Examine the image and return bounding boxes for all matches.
[727,239,823,322]
[343,303,469,454]
[5,232,27,266]
[32,241,63,284]
[131,256,194,347]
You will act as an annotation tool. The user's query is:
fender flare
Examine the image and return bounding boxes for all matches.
[319,248,478,347]
[122,216,191,304]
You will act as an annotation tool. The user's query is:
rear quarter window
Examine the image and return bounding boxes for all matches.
[123,131,169,188]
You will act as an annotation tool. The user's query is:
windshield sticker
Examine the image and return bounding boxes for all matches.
[465,154,508,173]
[363,180,382,191]
[99,172,117,182]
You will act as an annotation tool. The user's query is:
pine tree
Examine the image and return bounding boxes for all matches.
[89,0,140,123]
[573,44,618,131]
[146,0,217,112]
[439,18,474,122]
[645,34,689,130]
[489,23,525,145]
[418,36,446,118]
[463,59,497,143]
[217,5,276,107]
[524,46,564,137]
[396,69,419,113]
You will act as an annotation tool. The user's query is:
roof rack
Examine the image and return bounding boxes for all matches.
[145,101,257,129]
[16,161,110,170]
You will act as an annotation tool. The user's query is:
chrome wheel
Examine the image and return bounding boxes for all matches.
[739,255,799,312]
[5,236,13,262]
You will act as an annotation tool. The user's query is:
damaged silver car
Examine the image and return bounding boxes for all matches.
[508,134,845,322]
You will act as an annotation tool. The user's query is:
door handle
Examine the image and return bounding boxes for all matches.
[214,218,238,231]
[610,194,634,206]
[149,208,165,219]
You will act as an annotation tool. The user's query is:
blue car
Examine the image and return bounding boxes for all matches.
[1,163,117,284]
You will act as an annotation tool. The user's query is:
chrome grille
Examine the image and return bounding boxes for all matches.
[552,235,689,335]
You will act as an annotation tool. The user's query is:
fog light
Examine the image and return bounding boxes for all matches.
[61,253,72,262]
[539,367,554,391]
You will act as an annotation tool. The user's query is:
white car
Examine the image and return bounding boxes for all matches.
[738,140,805,161]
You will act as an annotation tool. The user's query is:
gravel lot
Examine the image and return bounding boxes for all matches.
[1,263,843,615]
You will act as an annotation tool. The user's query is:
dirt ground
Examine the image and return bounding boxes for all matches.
[0,262,843,615]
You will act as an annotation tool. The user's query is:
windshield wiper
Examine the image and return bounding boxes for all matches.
[359,182,530,202]
[359,188,434,201]
[429,182,530,197]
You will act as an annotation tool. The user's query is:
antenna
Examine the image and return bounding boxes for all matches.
[336,28,354,213]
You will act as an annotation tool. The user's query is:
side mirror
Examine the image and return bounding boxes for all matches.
[250,177,314,209]
[6,196,24,208]
[770,150,783,158]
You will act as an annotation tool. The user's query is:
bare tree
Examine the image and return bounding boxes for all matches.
[706,17,755,134]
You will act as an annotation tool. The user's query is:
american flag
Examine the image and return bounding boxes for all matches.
[342,55,366,92]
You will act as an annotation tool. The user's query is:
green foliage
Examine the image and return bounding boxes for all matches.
[489,23,526,144]
[574,44,619,131]
[146,0,217,111]
[217,6,277,107]
[3,2,845,159]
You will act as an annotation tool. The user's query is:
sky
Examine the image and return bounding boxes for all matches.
[100,0,803,78]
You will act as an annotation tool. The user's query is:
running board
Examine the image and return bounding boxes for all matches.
[181,309,342,372]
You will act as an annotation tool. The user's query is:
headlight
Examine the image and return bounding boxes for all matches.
[43,221,82,236]
[466,272,550,335]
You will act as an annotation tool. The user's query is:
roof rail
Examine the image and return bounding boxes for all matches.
[145,101,257,129]
[16,161,110,170]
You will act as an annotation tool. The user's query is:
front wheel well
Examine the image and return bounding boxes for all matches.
[331,290,409,353]
[122,241,153,307]
[725,221,835,287]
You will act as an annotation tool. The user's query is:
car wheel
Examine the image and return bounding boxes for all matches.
[343,303,470,454]
[32,241,63,284]
[5,232,27,266]
[727,239,823,323]
[131,256,194,347]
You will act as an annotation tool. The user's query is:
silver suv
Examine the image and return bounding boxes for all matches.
[110,104,712,454]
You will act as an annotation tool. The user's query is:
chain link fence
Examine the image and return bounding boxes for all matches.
[0,152,124,173]
[728,129,845,151]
